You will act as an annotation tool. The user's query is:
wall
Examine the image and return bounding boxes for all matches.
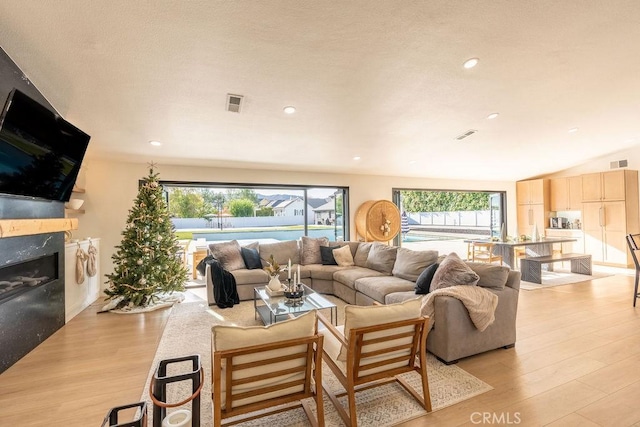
[544,145,640,178]
[76,158,516,288]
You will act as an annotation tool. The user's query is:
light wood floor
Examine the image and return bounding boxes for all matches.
[1,274,640,426]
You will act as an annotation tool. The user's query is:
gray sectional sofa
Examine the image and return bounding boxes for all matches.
[204,237,521,363]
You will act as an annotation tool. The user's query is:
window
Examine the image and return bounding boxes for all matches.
[162,181,349,243]
[392,188,506,253]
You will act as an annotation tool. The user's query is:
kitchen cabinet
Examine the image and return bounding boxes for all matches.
[581,169,639,267]
[545,228,585,254]
[582,170,628,202]
[550,176,583,211]
[516,179,550,237]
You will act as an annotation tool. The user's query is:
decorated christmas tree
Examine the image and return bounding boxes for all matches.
[104,166,187,308]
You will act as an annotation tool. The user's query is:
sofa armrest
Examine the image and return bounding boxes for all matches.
[205,264,215,306]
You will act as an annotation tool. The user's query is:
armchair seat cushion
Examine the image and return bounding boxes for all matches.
[212,311,316,408]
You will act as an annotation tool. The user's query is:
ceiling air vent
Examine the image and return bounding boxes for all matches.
[455,129,477,141]
[610,159,629,169]
[226,94,243,113]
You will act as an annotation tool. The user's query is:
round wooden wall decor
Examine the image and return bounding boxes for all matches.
[355,200,401,242]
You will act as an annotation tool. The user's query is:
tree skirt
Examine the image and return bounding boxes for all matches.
[101,292,186,314]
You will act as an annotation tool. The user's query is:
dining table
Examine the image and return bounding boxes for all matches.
[464,237,578,270]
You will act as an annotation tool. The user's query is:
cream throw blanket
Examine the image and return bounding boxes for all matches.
[421,285,498,332]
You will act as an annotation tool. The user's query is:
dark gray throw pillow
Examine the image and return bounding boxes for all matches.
[320,246,338,265]
[241,247,262,270]
[415,263,439,294]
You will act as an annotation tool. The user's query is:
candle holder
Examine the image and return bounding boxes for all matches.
[284,284,304,306]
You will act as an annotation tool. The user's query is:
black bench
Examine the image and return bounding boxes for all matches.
[519,253,592,284]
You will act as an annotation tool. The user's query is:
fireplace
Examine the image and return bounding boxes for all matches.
[0,197,65,375]
[0,254,58,304]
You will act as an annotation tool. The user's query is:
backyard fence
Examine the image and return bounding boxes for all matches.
[407,210,490,227]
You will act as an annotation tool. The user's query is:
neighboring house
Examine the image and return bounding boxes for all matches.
[313,199,336,225]
[269,198,306,217]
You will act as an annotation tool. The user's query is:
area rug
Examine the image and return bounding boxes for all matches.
[140,299,492,426]
[520,268,612,290]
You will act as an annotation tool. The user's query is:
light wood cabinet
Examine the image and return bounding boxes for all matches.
[582,170,628,202]
[581,170,639,267]
[550,176,583,211]
[516,179,549,236]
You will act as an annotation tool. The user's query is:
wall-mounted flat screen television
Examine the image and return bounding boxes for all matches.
[0,89,90,202]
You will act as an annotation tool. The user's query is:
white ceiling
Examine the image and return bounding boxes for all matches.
[1,1,639,181]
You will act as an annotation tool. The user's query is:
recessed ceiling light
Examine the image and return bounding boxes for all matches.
[149,140,162,146]
[409,160,417,165]
[283,106,296,114]
[463,58,479,69]
[487,112,499,120]
[568,127,579,133]
[353,156,361,161]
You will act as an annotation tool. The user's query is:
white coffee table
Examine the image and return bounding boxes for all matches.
[254,284,337,325]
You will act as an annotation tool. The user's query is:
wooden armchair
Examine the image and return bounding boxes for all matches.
[211,311,324,427]
[317,299,431,427]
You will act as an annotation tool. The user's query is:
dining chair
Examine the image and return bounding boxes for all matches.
[211,310,324,427]
[317,299,431,427]
[471,242,503,265]
[625,234,640,307]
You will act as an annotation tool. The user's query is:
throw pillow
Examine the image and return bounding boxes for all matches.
[365,243,397,275]
[300,236,329,265]
[353,242,373,267]
[208,240,245,271]
[241,247,262,270]
[415,262,439,294]
[338,298,422,361]
[466,262,510,290]
[332,245,355,267]
[392,248,439,281]
[430,252,480,292]
[259,240,300,266]
[320,246,338,265]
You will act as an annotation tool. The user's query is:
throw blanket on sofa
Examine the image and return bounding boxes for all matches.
[421,286,498,332]
[205,258,240,309]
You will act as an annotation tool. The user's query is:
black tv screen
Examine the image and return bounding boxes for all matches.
[0,89,90,202]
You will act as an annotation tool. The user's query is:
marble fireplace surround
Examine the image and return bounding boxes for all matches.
[0,197,66,374]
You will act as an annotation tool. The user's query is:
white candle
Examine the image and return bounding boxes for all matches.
[293,272,297,285]
[288,258,292,279]
[297,265,301,283]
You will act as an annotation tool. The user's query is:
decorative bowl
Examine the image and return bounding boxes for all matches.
[284,290,304,300]
[65,198,84,210]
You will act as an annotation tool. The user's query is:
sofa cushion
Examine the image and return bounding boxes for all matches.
[320,246,338,265]
[365,243,397,274]
[466,262,510,290]
[241,247,262,270]
[385,292,420,305]
[415,262,439,294]
[338,298,422,361]
[230,268,270,285]
[333,267,386,290]
[333,245,355,267]
[301,236,329,265]
[208,240,245,271]
[353,242,373,267]
[354,276,416,304]
[430,253,479,292]
[305,264,351,281]
[330,241,360,259]
[392,248,438,281]
[259,240,300,266]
